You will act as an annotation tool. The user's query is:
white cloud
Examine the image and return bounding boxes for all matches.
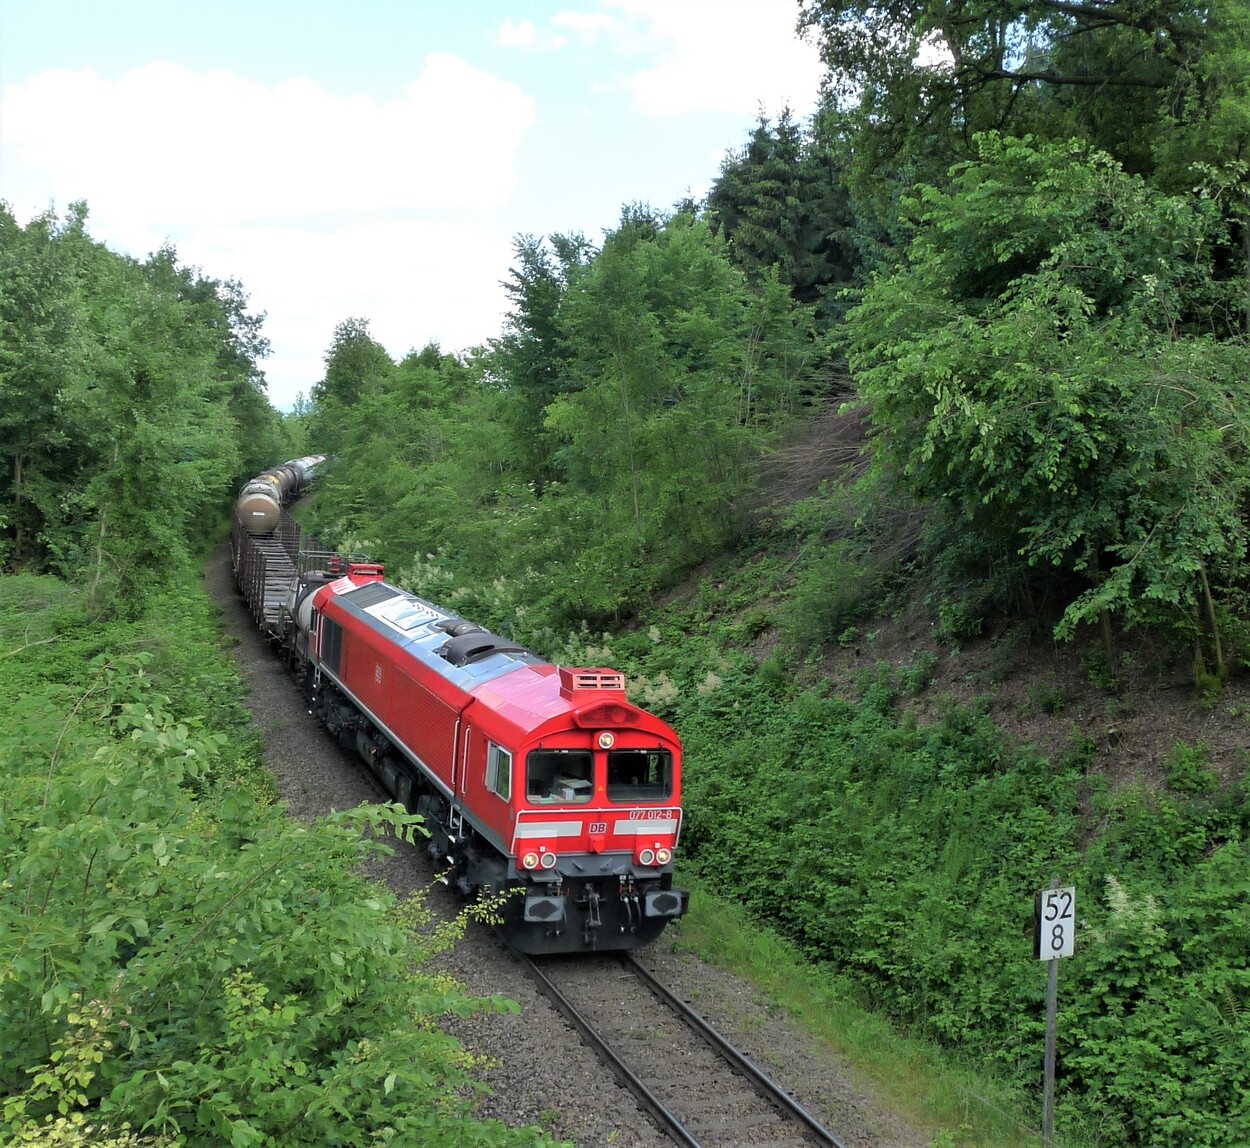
[0,57,536,409]
[496,18,538,48]
[0,5,825,413]
[179,219,515,408]
[490,3,820,116]
[551,10,620,42]
[0,56,535,230]
[602,0,823,118]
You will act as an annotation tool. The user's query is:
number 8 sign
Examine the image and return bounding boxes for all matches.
[1035,886,1076,960]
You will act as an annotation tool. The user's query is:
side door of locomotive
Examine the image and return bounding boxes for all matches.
[477,731,519,849]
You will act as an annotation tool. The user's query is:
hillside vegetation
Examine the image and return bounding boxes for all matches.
[0,213,564,1145]
[3,1,1249,1144]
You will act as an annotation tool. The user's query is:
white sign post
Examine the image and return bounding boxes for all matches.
[1036,883,1076,1146]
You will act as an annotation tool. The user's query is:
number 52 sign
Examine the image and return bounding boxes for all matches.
[1034,886,1076,960]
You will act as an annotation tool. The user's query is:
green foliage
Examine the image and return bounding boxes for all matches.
[1061,860,1250,1145]
[782,536,875,650]
[845,136,1250,668]
[489,232,592,488]
[799,0,1250,220]
[0,567,270,798]
[772,472,919,651]
[663,643,1250,1144]
[0,203,278,608]
[304,209,824,635]
[706,108,859,319]
[899,650,940,695]
[0,655,558,1147]
[1028,675,1067,716]
[539,210,784,610]
[1161,740,1218,796]
[306,317,397,456]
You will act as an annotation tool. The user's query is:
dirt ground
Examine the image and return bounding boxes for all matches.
[816,601,1250,790]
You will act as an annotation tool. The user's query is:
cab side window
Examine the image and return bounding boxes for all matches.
[486,742,512,801]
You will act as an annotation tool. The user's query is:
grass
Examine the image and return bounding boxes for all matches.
[665,871,1057,1148]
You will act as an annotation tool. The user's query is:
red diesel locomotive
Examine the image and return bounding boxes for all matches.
[232,488,689,955]
[300,561,689,954]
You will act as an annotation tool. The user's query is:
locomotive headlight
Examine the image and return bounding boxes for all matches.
[638,848,656,866]
[655,847,673,865]
[597,731,615,749]
[540,852,557,869]
[521,851,540,870]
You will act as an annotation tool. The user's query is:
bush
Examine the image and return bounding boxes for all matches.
[660,644,1249,1145]
[1,656,558,1147]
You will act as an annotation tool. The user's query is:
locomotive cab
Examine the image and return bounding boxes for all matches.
[501,732,686,953]
[525,750,592,803]
[605,748,673,801]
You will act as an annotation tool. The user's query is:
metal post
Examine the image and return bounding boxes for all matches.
[1043,953,1058,1146]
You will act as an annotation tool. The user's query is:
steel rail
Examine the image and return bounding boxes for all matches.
[624,954,848,1148]
[520,954,702,1147]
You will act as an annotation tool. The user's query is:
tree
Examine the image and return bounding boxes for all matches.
[311,318,394,409]
[0,206,88,571]
[707,108,858,315]
[162,262,285,479]
[539,209,819,619]
[66,242,242,605]
[487,233,592,488]
[0,205,250,600]
[308,318,395,456]
[302,209,821,633]
[799,0,1250,227]
[844,135,1250,671]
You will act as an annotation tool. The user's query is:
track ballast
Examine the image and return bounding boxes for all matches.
[522,952,848,1148]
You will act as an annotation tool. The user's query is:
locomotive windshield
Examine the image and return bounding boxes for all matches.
[606,749,673,802]
[526,749,593,803]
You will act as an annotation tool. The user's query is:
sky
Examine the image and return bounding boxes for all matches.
[0,1,826,411]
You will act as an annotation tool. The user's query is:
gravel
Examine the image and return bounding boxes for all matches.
[205,541,928,1148]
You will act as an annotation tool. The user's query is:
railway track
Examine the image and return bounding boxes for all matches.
[522,951,847,1148]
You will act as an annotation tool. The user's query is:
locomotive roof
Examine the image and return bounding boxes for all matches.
[318,576,677,744]
[331,578,544,689]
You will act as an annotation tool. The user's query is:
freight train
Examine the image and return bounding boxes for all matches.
[230,461,689,954]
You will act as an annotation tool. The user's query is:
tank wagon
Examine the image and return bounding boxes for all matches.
[231,466,688,955]
[235,455,326,535]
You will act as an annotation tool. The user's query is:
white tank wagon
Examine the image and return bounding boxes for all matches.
[234,455,327,536]
[229,455,334,637]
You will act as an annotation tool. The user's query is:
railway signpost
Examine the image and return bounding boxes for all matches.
[1035,881,1076,1146]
